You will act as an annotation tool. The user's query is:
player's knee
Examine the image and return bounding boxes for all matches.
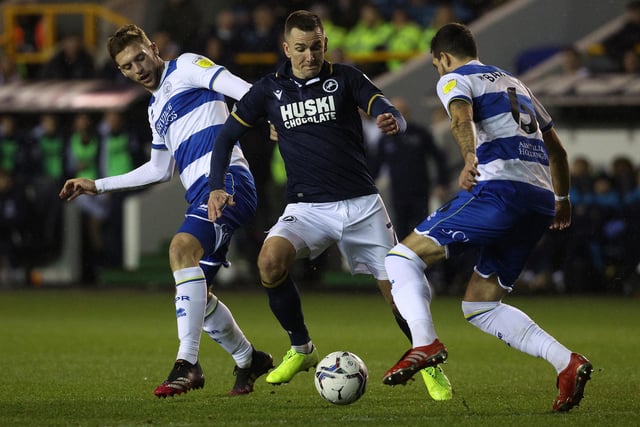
[257,250,287,284]
[169,233,202,269]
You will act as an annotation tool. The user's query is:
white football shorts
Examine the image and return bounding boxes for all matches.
[266,194,397,280]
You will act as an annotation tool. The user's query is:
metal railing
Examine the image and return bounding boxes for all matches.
[0,2,129,64]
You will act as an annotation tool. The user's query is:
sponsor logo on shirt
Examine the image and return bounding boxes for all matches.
[155,102,178,136]
[279,96,337,129]
[443,79,457,94]
[194,56,214,68]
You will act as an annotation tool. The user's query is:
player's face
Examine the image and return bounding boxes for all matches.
[115,41,164,91]
[284,27,327,79]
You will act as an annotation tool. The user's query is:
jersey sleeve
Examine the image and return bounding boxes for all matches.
[229,80,268,127]
[436,73,473,117]
[176,53,250,101]
[342,65,385,115]
[95,148,175,193]
[529,90,554,132]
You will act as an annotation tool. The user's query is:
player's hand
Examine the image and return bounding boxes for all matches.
[269,122,278,141]
[376,113,399,135]
[550,199,572,230]
[208,189,235,221]
[59,178,97,201]
[458,154,479,191]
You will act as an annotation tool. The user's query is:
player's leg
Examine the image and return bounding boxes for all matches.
[462,213,592,412]
[200,262,273,396]
[382,233,448,386]
[259,235,319,384]
[200,170,274,396]
[260,202,342,384]
[154,231,207,398]
[377,278,452,400]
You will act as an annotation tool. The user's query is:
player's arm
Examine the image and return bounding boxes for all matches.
[59,148,174,201]
[207,115,249,220]
[210,68,252,101]
[542,126,571,230]
[369,95,407,136]
[448,99,479,191]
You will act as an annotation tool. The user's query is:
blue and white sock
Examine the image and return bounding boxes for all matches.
[173,266,207,365]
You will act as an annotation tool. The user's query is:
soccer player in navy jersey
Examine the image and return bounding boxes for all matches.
[381,23,592,412]
[59,24,273,398]
[207,10,452,400]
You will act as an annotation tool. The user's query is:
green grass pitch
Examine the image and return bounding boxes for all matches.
[1,288,639,426]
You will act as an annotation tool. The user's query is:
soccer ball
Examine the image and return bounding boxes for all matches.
[314,351,368,405]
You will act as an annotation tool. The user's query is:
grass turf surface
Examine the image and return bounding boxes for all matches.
[1,288,639,426]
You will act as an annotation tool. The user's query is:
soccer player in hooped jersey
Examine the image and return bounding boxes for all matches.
[382,23,593,412]
[207,10,452,401]
[59,24,273,398]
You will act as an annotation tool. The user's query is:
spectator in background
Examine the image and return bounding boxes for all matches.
[611,155,636,197]
[0,115,30,181]
[157,0,202,52]
[32,113,67,183]
[560,46,591,78]
[239,4,283,79]
[40,33,95,80]
[28,113,67,263]
[151,31,180,61]
[329,0,365,30]
[386,8,423,71]
[369,96,450,239]
[343,3,394,76]
[0,169,28,286]
[197,9,242,70]
[602,0,640,72]
[0,115,21,174]
[0,52,23,84]
[419,2,457,52]
[98,111,138,267]
[622,48,640,73]
[67,112,108,283]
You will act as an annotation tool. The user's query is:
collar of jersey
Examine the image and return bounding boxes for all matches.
[276,60,333,87]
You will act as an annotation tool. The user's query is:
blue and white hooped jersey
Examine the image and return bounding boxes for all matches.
[436,60,554,198]
[148,53,249,204]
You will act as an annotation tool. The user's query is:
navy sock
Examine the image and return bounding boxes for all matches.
[264,273,310,345]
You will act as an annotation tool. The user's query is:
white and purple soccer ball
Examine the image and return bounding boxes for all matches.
[314,351,368,405]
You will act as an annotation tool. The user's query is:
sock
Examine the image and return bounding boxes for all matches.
[292,341,314,354]
[173,266,207,365]
[385,244,437,347]
[202,294,253,368]
[263,272,310,346]
[392,307,413,342]
[462,301,572,373]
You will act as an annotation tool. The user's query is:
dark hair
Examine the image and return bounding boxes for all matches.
[430,23,478,60]
[107,24,152,61]
[284,10,324,37]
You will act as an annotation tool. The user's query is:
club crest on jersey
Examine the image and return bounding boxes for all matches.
[194,56,214,68]
[322,79,338,93]
[279,96,337,129]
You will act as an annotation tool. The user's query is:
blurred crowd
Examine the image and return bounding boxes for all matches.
[0,111,147,284]
[1,0,640,294]
[3,0,508,82]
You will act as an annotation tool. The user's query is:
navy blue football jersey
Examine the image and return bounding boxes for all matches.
[231,60,390,203]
